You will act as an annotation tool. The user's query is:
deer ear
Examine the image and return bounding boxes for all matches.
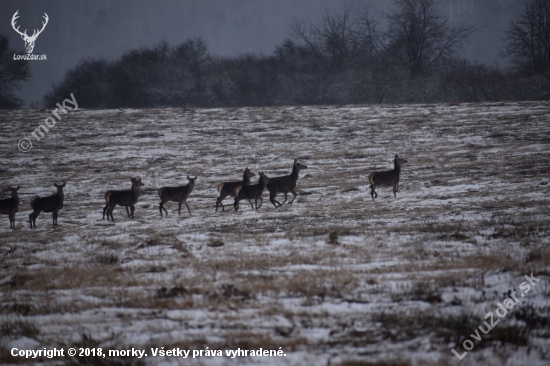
[395,154,398,158]
[294,159,297,164]
[16,186,20,190]
[62,182,66,187]
[187,175,191,180]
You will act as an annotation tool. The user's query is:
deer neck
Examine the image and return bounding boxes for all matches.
[394,160,402,175]
[291,165,300,181]
[243,171,251,185]
[132,185,142,198]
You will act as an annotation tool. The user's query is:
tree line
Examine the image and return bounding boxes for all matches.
[1,0,549,109]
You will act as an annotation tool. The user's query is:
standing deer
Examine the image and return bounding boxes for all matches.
[158,175,197,217]
[103,177,144,221]
[368,154,408,200]
[216,167,255,211]
[267,159,308,208]
[234,172,270,211]
[29,183,65,228]
[0,186,20,229]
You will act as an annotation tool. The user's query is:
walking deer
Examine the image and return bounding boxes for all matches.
[0,186,20,229]
[267,159,308,208]
[216,167,255,211]
[368,154,408,200]
[234,172,270,211]
[29,182,65,228]
[158,175,197,217]
[103,177,144,221]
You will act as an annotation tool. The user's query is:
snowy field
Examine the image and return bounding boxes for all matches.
[1,102,549,366]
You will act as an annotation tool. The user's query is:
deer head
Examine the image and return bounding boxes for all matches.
[11,11,49,54]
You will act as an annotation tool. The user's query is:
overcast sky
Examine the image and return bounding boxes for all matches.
[2,0,526,107]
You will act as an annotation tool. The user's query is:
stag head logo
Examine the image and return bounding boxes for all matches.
[11,10,49,54]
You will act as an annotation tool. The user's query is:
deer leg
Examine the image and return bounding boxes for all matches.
[248,198,255,210]
[278,192,289,206]
[29,211,39,229]
[370,185,377,201]
[216,199,225,212]
[256,197,263,209]
[184,201,192,216]
[125,206,131,217]
[393,184,397,198]
[9,213,14,229]
[102,203,109,220]
[130,205,135,219]
[52,211,57,226]
[216,191,228,212]
[160,199,170,217]
[269,192,281,208]
[289,189,298,204]
[234,197,241,212]
[107,204,115,222]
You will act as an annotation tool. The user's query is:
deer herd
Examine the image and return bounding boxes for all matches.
[0,155,408,229]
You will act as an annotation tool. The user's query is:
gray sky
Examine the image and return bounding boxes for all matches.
[1,0,526,107]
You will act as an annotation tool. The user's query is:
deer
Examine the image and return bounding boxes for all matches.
[11,11,49,54]
[0,186,20,229]
[368,154,408,200]
[267,159,308,208]
[234,172,270,211]
[29,183,65,229]
[158,175,197,217]
[216,167,255,212]
[103,177,144,221]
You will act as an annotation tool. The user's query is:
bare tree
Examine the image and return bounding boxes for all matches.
[0,35,31,109]
[290,6,362,68]
[502,0,550,74]
[358,0,475,76]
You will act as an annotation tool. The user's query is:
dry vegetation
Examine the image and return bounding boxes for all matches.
[0,102,549,365]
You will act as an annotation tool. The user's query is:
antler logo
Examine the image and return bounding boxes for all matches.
[11,10,49,54]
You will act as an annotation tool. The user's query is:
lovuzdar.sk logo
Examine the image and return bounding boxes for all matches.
[11,10,48,61]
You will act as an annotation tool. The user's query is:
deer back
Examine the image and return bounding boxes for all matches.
[267,159,307,192]
[32,183,64,212]
[160,176,196,201]
[235,173,269,199]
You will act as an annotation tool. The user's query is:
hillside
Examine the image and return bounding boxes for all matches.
[1,102,549,365]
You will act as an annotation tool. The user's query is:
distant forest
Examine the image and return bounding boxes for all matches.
[3,0,550,109]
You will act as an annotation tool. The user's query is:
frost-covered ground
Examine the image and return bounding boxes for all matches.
[0,102,549,366]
